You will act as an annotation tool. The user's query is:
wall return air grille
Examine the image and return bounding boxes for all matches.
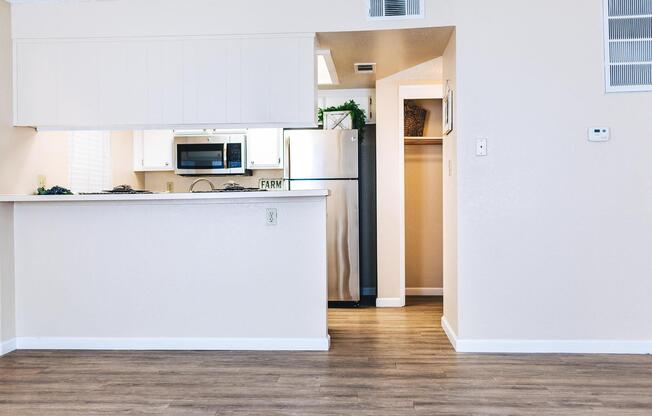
[368,0,424,19]
[604,0,652,92]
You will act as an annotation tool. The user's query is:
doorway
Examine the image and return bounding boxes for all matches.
[399,85,444,302]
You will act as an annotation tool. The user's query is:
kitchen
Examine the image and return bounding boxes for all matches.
[0,18,459,354]
[1,25,405,353]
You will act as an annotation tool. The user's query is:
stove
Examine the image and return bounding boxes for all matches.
[81,190,155,195]
[80,185,155,195]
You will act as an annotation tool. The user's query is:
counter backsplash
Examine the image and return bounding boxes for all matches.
[144,170,284,193]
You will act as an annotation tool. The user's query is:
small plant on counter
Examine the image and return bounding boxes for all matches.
[318,100,367,134]
[36,186,73,195]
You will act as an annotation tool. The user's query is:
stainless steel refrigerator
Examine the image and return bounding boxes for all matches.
[284,129,360,303]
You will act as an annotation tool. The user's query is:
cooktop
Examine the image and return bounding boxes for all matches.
[80,185,155,195]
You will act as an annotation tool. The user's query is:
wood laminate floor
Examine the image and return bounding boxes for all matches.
[1,297,651,416]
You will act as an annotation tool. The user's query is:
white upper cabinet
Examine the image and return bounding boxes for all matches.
[14,41,59,126]
[13,34,316,130]
[58,41,101,127]
[246,128,284,170]
[133,130,174,172]
[241,36,316,125]
[182,38,232,125]
[146,41,184,126]
[99,41,149,126]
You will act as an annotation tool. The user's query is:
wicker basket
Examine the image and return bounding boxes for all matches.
[404,103,427,137]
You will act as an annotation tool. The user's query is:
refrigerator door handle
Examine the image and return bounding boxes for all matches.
[284,134,291,185]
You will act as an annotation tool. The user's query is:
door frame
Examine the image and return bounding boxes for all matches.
[398,84,444,305]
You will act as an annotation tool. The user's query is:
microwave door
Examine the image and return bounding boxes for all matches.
[176,143,226,174]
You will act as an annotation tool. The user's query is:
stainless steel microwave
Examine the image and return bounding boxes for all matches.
[174,134,246,176]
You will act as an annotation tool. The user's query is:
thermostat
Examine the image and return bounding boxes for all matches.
[589,127,610,142]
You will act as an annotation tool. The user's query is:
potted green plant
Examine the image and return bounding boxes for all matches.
[36,186,73,195]
[318,100,367,135]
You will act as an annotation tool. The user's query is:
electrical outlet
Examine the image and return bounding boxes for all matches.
[266,208,278,225]
[166,182,174,193]
[476,138,488,156]
[37,175,46,188]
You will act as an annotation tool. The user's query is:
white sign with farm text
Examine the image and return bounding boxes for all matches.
[259,178,285,190]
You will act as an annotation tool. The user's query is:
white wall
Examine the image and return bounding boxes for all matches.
[441,32,458,335]
[0,203,15,348]
[0,129,144,194]
[9,0,456,38]
[8,0,652,351]
[110,131,146,190]
[453,1,652,347]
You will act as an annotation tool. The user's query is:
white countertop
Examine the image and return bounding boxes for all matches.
[0,190,328,203]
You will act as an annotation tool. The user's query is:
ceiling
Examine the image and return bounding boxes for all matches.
[316,27,454,89]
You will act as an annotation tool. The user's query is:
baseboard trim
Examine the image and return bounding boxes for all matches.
[376,297,405,308]
[454,339,652,355]
[14,336,330,352]
[439,320,651,354]
[441,316,458,350]
[0,338,17,356]
[406,287,443,296]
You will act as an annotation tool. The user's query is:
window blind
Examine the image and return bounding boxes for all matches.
[69,131,112,193]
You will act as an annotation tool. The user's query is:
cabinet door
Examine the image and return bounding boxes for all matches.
[241,35,316,126]
[99,41,148,126]
[246,128,283,169]
[14,41,59,127]
[143,130,174,170]
[268,38,300,123]
[134,130,174,171]
[58,42,101,126]
[241,38,270,123]
[295,36,317,125]
[146,41,184,126]
[183,38,236,124]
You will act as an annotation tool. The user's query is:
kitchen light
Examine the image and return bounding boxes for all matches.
[317,49,339,85]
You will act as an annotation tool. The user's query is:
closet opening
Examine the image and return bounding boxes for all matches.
[402,91,444,299]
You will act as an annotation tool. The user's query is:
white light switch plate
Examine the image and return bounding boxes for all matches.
[589,127,610,142]
[476,138,488,156]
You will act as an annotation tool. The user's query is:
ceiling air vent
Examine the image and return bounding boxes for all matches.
[368,0,424,19]
[604,0,652,92]
[355,63,376,74]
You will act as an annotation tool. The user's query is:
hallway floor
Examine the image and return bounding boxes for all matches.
[0,297,651,415]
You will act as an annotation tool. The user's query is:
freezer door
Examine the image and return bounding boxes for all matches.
[284,130,358,179]
[290,179,360,302]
